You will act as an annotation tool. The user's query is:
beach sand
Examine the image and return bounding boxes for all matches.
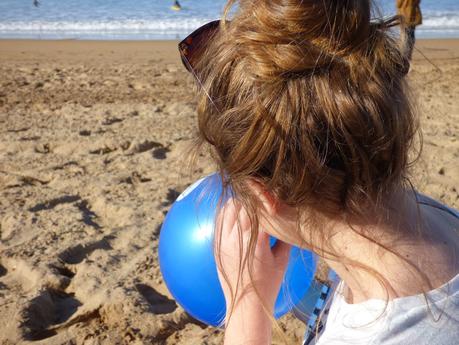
[0,39,458,344]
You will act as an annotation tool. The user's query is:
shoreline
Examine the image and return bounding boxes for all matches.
[1,39,458,63]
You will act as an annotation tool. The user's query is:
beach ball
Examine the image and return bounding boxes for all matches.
[158,173,316,326]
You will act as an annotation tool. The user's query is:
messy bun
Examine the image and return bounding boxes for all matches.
[228,0,409,81]
[195,0,416,216]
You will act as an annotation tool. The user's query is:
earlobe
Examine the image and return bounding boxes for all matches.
[246,179,279,217]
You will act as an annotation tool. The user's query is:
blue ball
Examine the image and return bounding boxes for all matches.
[158,173,316,326]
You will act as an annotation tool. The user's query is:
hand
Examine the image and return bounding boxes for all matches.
[215,198,291,318]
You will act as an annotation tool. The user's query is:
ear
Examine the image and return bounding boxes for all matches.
[246,179,279,217]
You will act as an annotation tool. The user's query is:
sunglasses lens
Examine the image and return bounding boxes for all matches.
[179,42,192,72]
[179,20,221,73]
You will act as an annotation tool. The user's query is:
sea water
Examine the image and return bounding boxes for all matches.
[0,0,458,40]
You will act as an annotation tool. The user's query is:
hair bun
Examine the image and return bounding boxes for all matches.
[195,0,416,222]
[230,0,395,80]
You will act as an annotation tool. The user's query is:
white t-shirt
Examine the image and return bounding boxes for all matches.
[313,272,459,345]
[311,197,459,345]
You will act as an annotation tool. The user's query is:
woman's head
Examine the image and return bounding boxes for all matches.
[193,0,417,231]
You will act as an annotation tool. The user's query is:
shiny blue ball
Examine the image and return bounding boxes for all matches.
[159,173,316,326]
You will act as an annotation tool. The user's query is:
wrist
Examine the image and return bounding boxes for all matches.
[224,285,276,316]
[224,301,273,345]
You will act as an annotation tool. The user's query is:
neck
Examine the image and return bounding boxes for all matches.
[321,192,458,304]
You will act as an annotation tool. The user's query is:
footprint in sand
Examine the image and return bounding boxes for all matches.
[28,195,81,212]
[58,235,114,265]
[135,283,177,315]
[29,194,101,224]
[21,288,82,341]
[0,257,86,341]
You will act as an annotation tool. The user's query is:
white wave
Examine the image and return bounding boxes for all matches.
[0,12,458,39]
[420,12,459,30]
[0,18,215,36]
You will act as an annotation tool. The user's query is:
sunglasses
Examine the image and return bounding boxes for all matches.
[178,20,221,74]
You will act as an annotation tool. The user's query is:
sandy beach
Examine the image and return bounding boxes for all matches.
[0,39,458,344]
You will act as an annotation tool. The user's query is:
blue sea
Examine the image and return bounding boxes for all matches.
[0,0,458,40]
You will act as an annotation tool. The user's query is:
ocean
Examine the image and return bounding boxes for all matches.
[0,0,458,40]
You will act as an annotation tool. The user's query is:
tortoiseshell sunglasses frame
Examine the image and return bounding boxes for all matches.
[178,20,221,73]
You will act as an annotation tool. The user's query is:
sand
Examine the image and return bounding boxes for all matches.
[0,38,458,344]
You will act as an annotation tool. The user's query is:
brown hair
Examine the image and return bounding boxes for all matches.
[189,0,426,338]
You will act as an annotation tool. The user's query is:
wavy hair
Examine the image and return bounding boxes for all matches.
[187,0,430,340]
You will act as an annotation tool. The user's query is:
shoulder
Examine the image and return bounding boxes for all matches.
[314,274,459,345]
